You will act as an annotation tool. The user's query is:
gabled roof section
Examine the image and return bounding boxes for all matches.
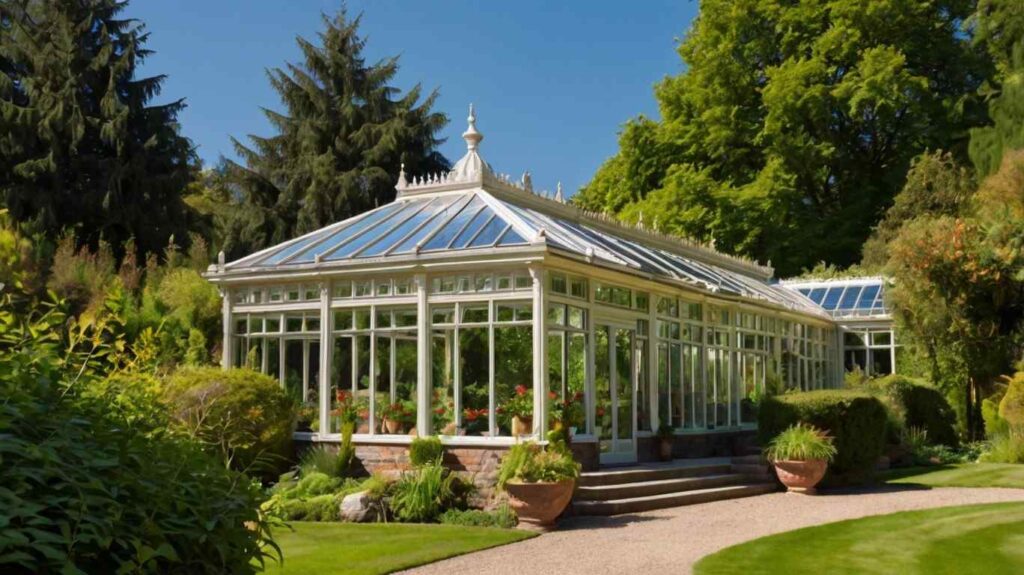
[781,277,890,319]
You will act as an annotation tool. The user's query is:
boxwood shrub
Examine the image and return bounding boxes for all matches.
[870,375,958,446]
[758,390,888,483]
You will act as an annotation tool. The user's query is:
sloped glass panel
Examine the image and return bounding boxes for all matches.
[450,210,494,249]
[325,201,430,260]
[358,197,456,257]
[287,202,408,264]
[256,229,334,266]
[422,197,486,251]
[467,219,508,248]
[391,196,471,253]
[496,227,527,246]
[807,288,827,304]
[821,287,843,310]
[856,284,881,309]
[838,286,862,310]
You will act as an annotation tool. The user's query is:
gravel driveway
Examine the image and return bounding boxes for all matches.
[401,486,1024,575]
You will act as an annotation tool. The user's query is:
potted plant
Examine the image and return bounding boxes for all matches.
[765,423,837,494]
[655,423,675,461]
[498,441,580,531]
[501,384,533,436]
[549,390,585,438]
[380,400,415,434]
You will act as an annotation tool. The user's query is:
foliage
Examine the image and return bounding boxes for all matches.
[409,436,445,467]
[868,375,959,446]
[0,0,194,258]
[656,423,675,439]
[549,390,585,430]
[390,463,469,523]
[47,234,117,314]
[263,473,368,522]
[221,8,449,259]
[765,423,837,462]
[497,442,580,489]
[980,434,1024,463]
[575,0,990,276]
[885,150,1024,439]
[998,372,1024,431]
[0,210,46,298]
[982,384,1010,438]
[162,367,296,478]
[499,384,533,419]
[300,446,350,478]
[380,399,417,427]
[0,298,276,573]
[758,390,888,482]
[438,504,517,529]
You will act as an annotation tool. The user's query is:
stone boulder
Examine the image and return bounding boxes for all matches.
[339,491,378,523]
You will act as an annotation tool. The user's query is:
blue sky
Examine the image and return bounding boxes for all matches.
[126,1,698,197]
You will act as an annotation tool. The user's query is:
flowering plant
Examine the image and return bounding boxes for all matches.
[331,389,366,425]
[380,400,416,427]
[549,390,585,429]
[500,384,533,419]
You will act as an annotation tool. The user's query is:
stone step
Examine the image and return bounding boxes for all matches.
[573,482,779,516]
[578,461,733,487]
[575,473,749,501]
[730,454,767,465]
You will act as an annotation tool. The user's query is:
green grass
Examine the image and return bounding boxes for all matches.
[883,463,1024,488]
[695,502,1024,575]
[261,522,535,575]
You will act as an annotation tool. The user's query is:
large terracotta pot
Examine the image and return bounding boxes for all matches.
[773,459,828,494]
[383,418,402,434]
[512,415,533,437]
[505,479,575,531]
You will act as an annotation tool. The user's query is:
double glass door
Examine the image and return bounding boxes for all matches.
[595,323,636,464]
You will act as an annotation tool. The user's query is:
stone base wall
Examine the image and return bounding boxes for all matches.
[570,440,600,471]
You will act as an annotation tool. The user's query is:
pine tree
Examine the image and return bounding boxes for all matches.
[223,8,449,258]
[0,0,195,258]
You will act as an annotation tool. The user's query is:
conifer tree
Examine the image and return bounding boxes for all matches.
[0,0,194,258]
[223,8,449,258]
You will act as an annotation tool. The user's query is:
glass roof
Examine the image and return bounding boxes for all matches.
[226,189,825,316]
[788,279,889,317]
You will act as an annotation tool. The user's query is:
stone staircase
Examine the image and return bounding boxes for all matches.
[572,455,777,516]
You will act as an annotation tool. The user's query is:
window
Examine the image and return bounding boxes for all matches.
[550,274,567,294]
[595,283,631,308]
[657,296,679,318]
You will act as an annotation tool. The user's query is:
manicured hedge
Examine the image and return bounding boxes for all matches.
[758,390,888,483]
[871,375,958,446]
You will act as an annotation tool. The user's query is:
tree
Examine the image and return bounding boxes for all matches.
[576,0,991,276]
[886,150,1024,439]
[0,0,195,258]
[222,8,449,259]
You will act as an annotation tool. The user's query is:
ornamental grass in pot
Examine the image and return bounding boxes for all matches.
[765,423,837,495]
[497,440,580,531]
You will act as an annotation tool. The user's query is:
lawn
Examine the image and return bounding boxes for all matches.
[695,502,1024,575]
[260,522,534,575]
[882,463,1024,489]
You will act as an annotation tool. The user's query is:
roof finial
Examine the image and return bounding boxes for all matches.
[463,103,483,151]
[396,162,408,189]
[554,182,564,202]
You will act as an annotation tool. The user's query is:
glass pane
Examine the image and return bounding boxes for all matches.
[286,316,303,332]
[333,309,353,330]
[636,338,649,432]
[496,326,533,436]
[375,337,394,434]
[354,309,371,330]
[568,332,587,432]
[857,284,881,309]
[615,329,633,443]
[838,286,862,310]
[568,306,585,329]
[670,343,682,428]
[551,274,567,294]
[821,287,843,310]
[265,317,281,333]
[376,310,392,329]
[330,335,353,434]
[394,308,417,328]
[334,281,352,298]
[285,340,303,404]
[354,335,372,433]
[595,326,612,451]
[431,330,456,434]
[547,304,565,326]
[275,203,405,264]
[432,307,454,325]
[683,344,702,430]
[468,219,508,248]
[451,210,495,249]
[359,198,451,257]
[422,197,485,251]
[570,279,587,299]
[496,227,527,246]
[459,327,490,436]
[461,304,488,323]
[267,338,281,382]
[320,202,424,261]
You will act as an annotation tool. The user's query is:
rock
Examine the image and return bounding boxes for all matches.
[339,491,378,523]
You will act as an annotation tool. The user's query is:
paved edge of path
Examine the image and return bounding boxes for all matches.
[400,486,1024,575]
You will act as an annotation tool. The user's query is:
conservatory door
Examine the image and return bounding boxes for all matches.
[595,323,637,465]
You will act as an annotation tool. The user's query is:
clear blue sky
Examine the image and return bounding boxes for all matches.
[125,1,698,197]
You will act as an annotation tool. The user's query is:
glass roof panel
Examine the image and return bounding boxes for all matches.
[390,197,470,254]
[286,202,409,264]
[808,287,827,304]
[856,284,881,309]
[468,219,508,248]
[357,197,456,257]
[450,210,494,249]
[821,287,843,310]
[422,198,486,251]
[838,286,863,309]
[496,227,527,246]
[326,201,430,260]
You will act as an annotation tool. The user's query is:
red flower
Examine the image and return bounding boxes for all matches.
[515,385,528,396]
[335,389,352,403]
[434,407,446,415]
[596,407,606,417]
[548,391,558,401]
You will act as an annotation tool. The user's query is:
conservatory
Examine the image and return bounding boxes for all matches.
[206,107,839,465]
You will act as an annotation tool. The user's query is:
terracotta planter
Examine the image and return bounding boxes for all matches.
[512,415,533,436]
[383,418,402,434]
[505,479,575,531]
[773,459,828,494]
[657,437,674,461]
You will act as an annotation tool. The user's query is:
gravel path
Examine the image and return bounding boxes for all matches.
[402,486,1024,575]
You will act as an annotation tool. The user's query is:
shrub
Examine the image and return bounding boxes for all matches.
[409,436,445,467]
[980,434,1024,464]
[439,504,517,529]
[300,445,350,478]
[497,442,581,489]
[999,372,1024,432]
[162,367,296,478]
[390,463,470,523]
[871,375,958,446]
[983,395,1010,438]
[765,423,837,462]
[758,390,887,483]
[0,304,275,573]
